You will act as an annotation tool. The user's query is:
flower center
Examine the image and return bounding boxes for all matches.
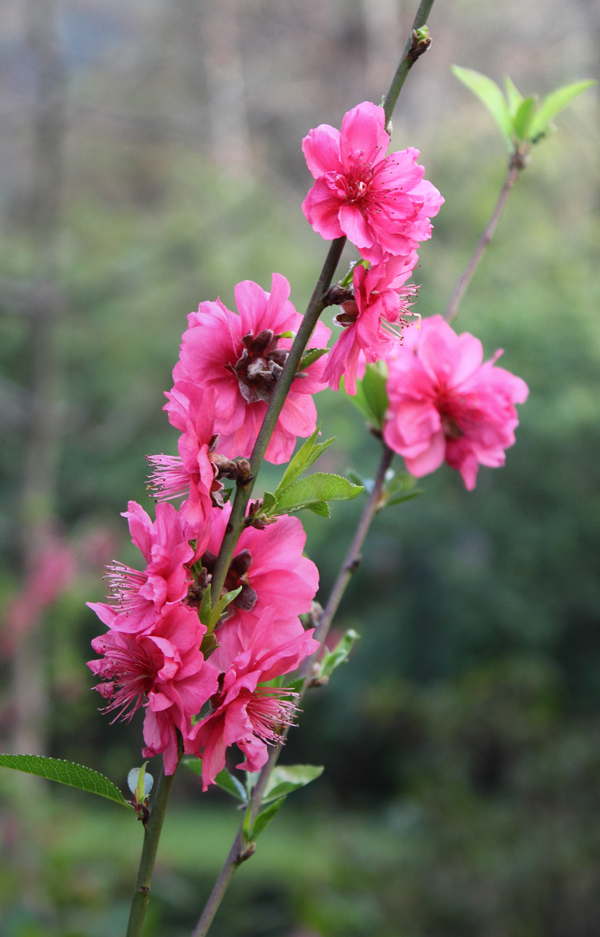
[198,548,258,612]
[228,329,289,404]
[338,164,375,205]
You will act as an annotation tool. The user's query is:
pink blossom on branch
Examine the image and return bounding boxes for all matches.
[185,608,319,789]
[172,273,331,465]
[302,101,443,263]
[197,503,319,670]
[323,252,418,395]
[88,605,219,775]
[146,386,219,547]
[383,315,529,490]
[87,501,194,635]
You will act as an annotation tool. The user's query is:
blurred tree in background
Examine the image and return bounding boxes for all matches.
[0,0,599,934]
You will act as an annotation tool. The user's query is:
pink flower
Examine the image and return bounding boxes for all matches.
[87,501,194,635]
[147,386,217,545]
[323,252,418,395]
[302,101,443,263]
[383,315,529,489]
[198,503,319,671]
[88,605,219,775]
[172,273,331,464]
[185,608,319,789]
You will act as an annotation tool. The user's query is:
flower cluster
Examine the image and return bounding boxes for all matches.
[88,276,322,783]
[87,99,527,790]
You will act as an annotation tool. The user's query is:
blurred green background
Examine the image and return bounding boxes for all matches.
[1,0,600,934]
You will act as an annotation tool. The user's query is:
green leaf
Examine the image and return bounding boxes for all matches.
[319,629,360,680]
[529,80,595,139]
[261,491,278,514]
[0,754,132,808]
[208,586,242,631]
[513,95,537,141]
[451,65,513,148]
[249,796,286,840]
[182,756,248,802]
[262,764,324,804]
[361,363,389,429]
[503,75,523,115]
[298,348,328,371]
[305,501,331,517]
[198,583,212,627]
[274,427,335,496]
[386,488,423,507]
[274,473,364,514]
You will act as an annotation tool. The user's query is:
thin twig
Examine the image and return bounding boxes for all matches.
[190,443,395,937]
[383,0,435,126]
[126,766,178,937]
[444,153,525,322]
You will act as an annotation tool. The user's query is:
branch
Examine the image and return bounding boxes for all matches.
[443,152,526,322]
[209,236,346,600]
[126,765,178,937]
[190,442,395,937]
[383,0,435,126]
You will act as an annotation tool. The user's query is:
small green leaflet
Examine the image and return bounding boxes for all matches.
[452,66,595,149]
[275,472,364,514]
[0,754,132,808]
[451,65,513,149]
[261,764,324,804]
[318,630,359,682]
[298,348,328,371]
[348,363,389,430]
[182,756,248,802]
[382,471,422,508]
[528,80,596,139]
[275,427,335,495]
[243,796,285,842]
[513,95,537,142]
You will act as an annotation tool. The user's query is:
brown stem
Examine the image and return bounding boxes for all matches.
[190,443,394,937]
[443,154,525,323]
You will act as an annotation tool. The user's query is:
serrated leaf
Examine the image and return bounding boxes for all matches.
[529,80,595,139]
[274,473,364,514]
[298,348,328,371]
[513,95,537,141]
[305,501,331,517]
[261,491,278,514]
[386,488,423,507]
[275,428,335,496]
[262,764,324,804]
[361,363,389,429]
[182,757,248,801]
[250,796,286,839]
[0,754,132,808]
[208,586,243,631]
[319,629,360,680]
[198,583,212,627]
[385,472,417,496]
[216,769,247,801]
[346,469,365,487]
[347,375,378,424]
[504,75,523,115]
[451,65,513,148]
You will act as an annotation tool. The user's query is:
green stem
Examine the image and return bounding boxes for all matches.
[383,0,435,126]
[444,155,524,322]
[126,765,178,937]
[210,236,346,601]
